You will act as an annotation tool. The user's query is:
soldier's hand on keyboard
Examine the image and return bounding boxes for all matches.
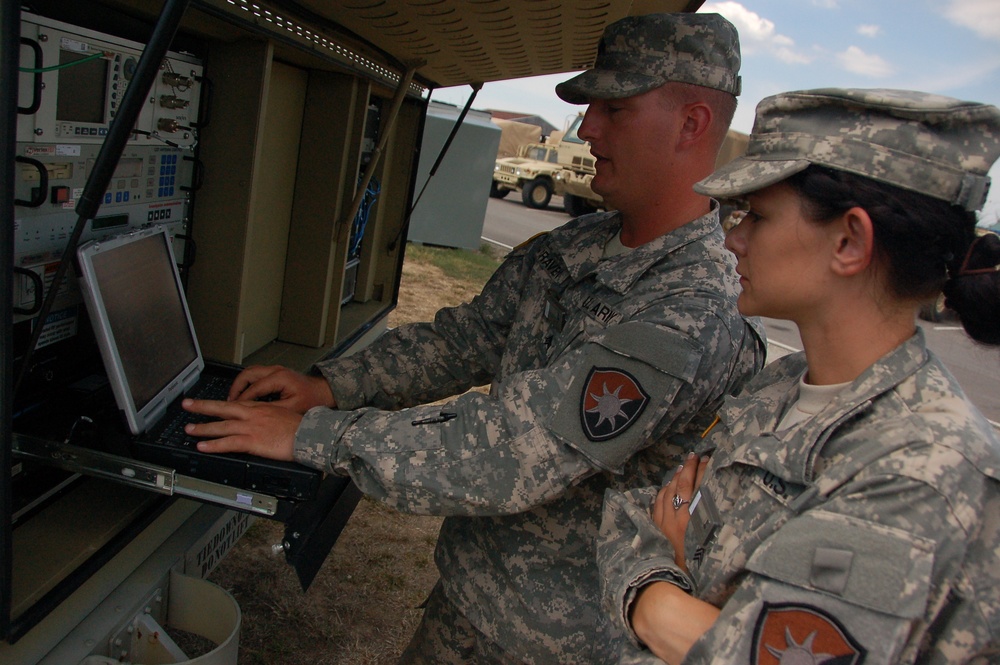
[227,364,336,413]
[182,397,300,461]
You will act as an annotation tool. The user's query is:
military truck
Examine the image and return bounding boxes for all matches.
[548,112,604,216]
[554,168,603,216]
[493,117,543,159]
[491,141,561,208]
[491,112,596,210]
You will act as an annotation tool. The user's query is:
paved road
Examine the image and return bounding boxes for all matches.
[481,199,1000,425]
[482,195,572,249]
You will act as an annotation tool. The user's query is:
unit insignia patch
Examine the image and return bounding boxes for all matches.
[580,367,649,442]
[752,602,866,665]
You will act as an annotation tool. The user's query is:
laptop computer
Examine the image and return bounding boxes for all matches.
[75,226,321,501]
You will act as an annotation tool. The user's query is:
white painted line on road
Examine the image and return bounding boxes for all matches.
[482,236,514,252]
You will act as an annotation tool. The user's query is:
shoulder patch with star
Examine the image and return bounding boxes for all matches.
[752,602,866,665]
[580,367,649,442]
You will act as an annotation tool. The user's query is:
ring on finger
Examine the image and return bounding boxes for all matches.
[672,494,690,511]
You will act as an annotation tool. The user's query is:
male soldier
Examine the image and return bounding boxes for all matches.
[184,12,765,664]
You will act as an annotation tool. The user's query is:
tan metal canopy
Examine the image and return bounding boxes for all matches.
[298,0,702,86]
[174,0,703,89]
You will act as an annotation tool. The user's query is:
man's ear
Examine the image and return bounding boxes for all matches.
[678,102,713,148]
[831,207,874,277]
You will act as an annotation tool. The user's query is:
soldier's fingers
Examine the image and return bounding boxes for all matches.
[234,376,284,402]
[194,434,254,455]
[673,452,699,497]
[182,397,255,421]
[653,485,673,523]
[694,455,710,492]
[228,365,281,400]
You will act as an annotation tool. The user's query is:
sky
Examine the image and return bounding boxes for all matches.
[431,0,1000,226]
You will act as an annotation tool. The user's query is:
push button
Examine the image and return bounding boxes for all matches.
[50,186,71,205]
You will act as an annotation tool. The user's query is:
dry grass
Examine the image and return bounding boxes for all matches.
[208,243,502,664]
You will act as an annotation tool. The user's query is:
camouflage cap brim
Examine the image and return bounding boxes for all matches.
[555,13,741,105]
[694,156,811,200]
[695,88,1000,211]
[556,69,666,105]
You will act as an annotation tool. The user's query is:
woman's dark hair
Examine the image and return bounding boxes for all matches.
[785,165,1000,345]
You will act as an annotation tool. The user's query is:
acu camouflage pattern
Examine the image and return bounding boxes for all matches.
[297,208,766,663]
[695,88,1000,211]
[398,581,527,664]
[597,328,1000,663]
[556,13,741,105]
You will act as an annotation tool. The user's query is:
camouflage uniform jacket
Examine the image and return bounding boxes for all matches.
[296,208,765,664]
[598,328,1000,664]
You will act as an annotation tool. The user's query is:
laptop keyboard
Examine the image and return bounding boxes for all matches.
[131,369,321,501]
[150,375,232,449]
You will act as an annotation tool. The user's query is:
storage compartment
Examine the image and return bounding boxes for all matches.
[2,1,425,651]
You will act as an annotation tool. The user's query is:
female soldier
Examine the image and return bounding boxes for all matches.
[596,88,1000,664]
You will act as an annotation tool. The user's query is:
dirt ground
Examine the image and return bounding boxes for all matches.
[208,245,500,664]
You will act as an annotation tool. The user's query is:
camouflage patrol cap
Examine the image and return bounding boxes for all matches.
[695,88,1000,211]
[555,13,742,104]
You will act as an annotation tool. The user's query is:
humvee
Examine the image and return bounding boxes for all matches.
[491,141,563,208]
[554,168,604,216]
[492,112,596,209]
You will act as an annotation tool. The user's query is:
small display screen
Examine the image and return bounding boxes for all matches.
[56,50,108,124]
[113,158,143,179]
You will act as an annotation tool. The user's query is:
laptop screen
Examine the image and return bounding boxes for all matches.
[77,227,203,434]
